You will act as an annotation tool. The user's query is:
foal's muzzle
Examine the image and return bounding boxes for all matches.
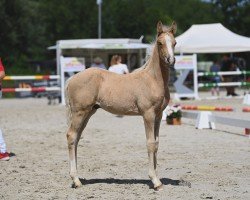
[165,56,175,65]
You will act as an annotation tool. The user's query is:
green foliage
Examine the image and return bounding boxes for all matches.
[0,0,249,74]
[167,110,182,119]
[166,105,182,119]
[0,0,47,74]
[211,0,250,36]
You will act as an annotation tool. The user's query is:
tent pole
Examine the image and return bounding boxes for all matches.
[193,53,199,99]
[60,56,65,105]
[139,48,143,67]
[127,49,130,71]
[90,50,93,67]
[56,42,61,76]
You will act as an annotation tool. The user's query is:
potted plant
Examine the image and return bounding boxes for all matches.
[166,104,182,125]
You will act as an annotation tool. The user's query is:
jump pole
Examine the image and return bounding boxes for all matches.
[198,71,250,77]
[183,111,250,136]
[3,75,60,80]
[194,71,250,98]
[198,82,250,88]
[2,87,61,93]
[181,105,233,112]
[242,107,250,112]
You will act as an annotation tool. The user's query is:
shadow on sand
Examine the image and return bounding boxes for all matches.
[9,152,16,157]
[72,177,191,189]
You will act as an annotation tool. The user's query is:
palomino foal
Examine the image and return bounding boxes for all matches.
[65,21,177,190]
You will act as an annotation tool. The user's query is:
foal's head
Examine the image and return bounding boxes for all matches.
[156,21,177,66]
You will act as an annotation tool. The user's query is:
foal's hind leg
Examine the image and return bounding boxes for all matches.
[67,108,96,188]
[143,110,163,190]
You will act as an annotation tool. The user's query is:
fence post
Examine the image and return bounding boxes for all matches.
[243,94,250,105]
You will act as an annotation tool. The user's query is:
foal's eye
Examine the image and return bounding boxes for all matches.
[157,42,162,46]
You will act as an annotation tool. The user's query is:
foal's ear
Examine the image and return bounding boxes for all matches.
[170,21,177,35]
[157,21,163,35]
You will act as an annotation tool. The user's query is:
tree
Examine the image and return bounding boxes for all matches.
[0,0,47,73]
[0,0,249,74]
[211,0,250,36]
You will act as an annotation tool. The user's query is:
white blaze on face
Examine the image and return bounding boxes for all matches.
[165,35,174,64]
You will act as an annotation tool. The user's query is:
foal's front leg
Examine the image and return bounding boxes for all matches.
[143,111,163,190]
[154,112,162,163]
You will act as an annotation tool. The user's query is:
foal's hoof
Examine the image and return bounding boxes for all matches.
[154,184,164,191]
[72,180,82,188]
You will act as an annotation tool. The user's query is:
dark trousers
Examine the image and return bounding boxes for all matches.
[223,76,235,95]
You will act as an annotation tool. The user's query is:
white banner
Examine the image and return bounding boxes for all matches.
[173,54,199,99]
[174,55,195,70]
[61,57,85,72]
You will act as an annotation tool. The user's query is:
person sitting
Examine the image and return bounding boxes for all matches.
[90,57,106,70]
[108,55,129,74]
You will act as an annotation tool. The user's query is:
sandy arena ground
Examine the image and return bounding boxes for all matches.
[0,93,250,200]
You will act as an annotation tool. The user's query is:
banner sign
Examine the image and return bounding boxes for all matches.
[173,54,199,99]
[174,55,195,70]
[61,57,85,72]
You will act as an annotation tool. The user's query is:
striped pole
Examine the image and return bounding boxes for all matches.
[242,107,250,112]
[181,105,233,112]
[3,75,60,80]
[198,82,250,88]
[2,87,61,93]
[198,71,250,77]
[183,110,250,135]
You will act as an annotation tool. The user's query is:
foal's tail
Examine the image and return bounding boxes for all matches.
[65,77,73,127]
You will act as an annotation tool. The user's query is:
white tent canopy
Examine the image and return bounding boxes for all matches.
[175,23,250,54]
[48,38,149,50]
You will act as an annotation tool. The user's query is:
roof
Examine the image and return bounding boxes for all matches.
[175,23,250,53]
[48,38,149,50]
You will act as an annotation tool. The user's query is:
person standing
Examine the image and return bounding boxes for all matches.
[108,55,129,74]
[0,58,10,161]
[210,60,221,96]
[221,55,238,96]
